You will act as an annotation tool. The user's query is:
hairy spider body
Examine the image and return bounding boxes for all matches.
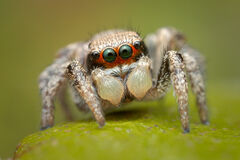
[39,27,209,133]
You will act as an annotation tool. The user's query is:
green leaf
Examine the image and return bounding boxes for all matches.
[14,85,240,160]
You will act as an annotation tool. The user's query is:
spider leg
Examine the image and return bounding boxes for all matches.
[154,52,171,98]
[168,51,189,132]
[39,57,70,130]
[58,85,73,121]
[145,27,186,85]
[70,87,90,113]
[181,45,209,125]
[168,51,190,132]
[67,60,105,127]
[146,27,209,132]
[39,42,87,130]
[145,28,189,132]
[152,51,189,133]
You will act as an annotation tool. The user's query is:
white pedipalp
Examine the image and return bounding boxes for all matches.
[92,69,124,106]
[126,57,152,100]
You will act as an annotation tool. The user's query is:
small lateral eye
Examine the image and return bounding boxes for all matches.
[91,51,100,59]
[103,48,117,62]
[119,45,133,59]
[133,41,141,49]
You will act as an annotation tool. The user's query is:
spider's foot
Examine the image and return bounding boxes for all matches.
[97,118,106,128]
[40,125,53,131]
[183,127,190,134]
[201,120,210,125]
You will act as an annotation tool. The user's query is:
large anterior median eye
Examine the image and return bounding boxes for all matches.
[103,48,117,62]
[119,45,133,59]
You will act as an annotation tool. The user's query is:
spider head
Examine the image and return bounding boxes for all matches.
[87,30,151,105]
[87,30,148,71]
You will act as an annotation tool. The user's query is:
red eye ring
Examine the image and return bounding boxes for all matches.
[118,44,133,59]
[102,48,117,62]
[96,43,141,68]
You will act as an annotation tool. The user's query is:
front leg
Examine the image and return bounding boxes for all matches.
[67,60,105,127]
[155,51,189,133]
[168,51,189,133]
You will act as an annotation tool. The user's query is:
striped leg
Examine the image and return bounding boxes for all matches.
[155,51,189,133]
[181,46,209,125]
[39,57,69,130]
[67,60,105,127]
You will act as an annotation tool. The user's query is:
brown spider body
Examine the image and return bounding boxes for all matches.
[39,27,209,133]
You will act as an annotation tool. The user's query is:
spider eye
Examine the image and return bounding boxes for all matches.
[133,41,141,49]
[103,48,117,62]
[91,51,100,59]
[119,45,133,59]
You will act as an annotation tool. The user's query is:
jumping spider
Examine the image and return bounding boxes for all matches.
[39,27,209,133]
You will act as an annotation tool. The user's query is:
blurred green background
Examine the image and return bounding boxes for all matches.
[0,0,240,158]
